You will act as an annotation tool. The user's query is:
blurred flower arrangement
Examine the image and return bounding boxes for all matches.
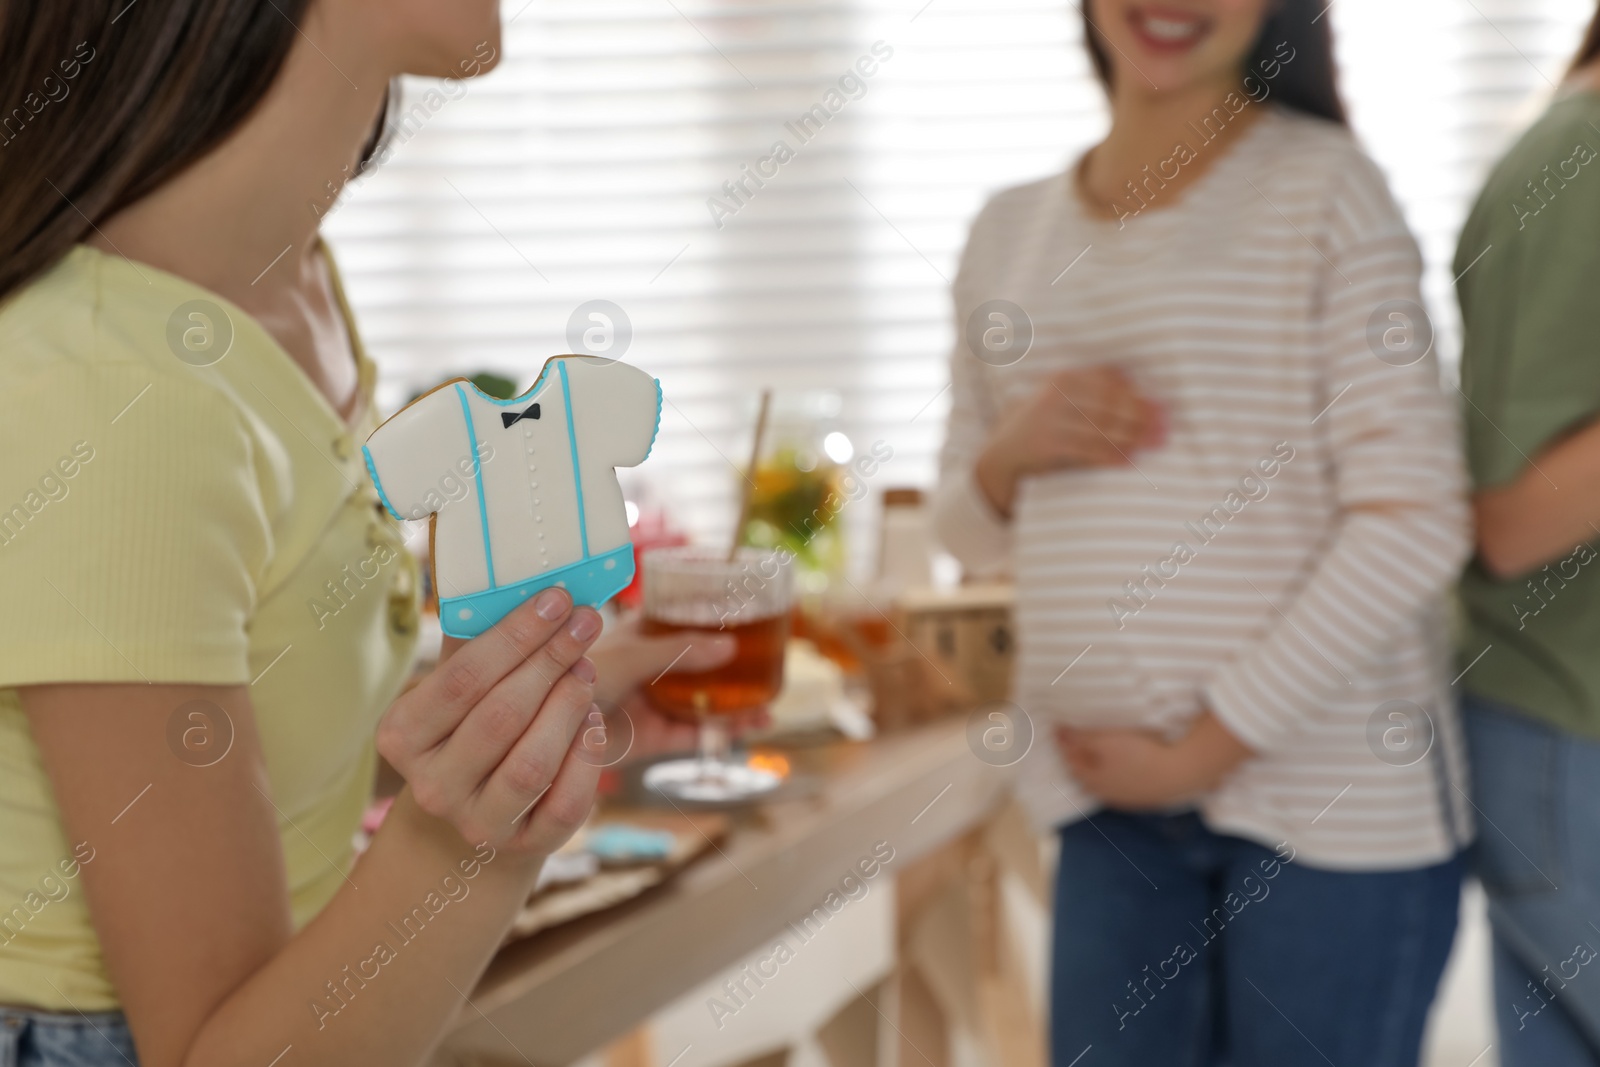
[740,443,846,574]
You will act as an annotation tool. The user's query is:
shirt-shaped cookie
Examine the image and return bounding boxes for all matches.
[363,355,662,637]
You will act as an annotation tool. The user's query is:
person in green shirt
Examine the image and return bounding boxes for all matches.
[1456,7,1600,1063]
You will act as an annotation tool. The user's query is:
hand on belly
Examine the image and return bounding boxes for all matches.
[1056,707,1253,810]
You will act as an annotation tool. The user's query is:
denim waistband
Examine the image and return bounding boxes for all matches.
[0,1005,138,1067]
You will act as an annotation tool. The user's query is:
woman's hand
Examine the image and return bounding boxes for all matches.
[975,364,1165,515]
[377,587,603,857]
[595,692,773,762]
[1057,710,1252,811]
[585,617,769,762]
[588,614,736,708]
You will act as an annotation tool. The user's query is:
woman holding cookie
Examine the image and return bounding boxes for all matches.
[0,3,683,1065]
[933,0,1472,1063]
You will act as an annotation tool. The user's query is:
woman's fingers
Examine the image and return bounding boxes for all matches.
[374,592,615,854]
[1093,379,1149,445]
[462,666,598,843]
[1064,418,1127,466]
[1012,364,1165,474]
[1114,389,1151,442]
[590,626,736,706]
[1139,398,1169,446]
[392,588,577,753]
[1050,367,1166,464]
[611,630,736,685]
[422,607,603,805]
[1057,726,1100,767]
[733,706,770,732]
[641,632,736,674]
[512,720,604,855]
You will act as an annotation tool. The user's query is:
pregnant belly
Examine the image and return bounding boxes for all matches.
[1009,472,1312,730]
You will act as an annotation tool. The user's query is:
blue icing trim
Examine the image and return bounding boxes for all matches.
[438,544,636,638]
[641,377,663,462]
[454,384,496,588]
[558,360,590,558]
[362,444,406,521]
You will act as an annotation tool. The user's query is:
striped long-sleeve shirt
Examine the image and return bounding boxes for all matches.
[933,106,1473,870]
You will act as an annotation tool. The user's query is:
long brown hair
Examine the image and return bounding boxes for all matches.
[1081,0,1347,125]
[0,1,325,304]
[1572,2,1600,74]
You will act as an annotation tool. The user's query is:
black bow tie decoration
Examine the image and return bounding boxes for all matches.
[502,403,541,428]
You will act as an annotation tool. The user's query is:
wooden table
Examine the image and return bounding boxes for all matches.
[435,717,1033,1067]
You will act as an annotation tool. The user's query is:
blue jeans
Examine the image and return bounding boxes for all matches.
[1463,692,1600,1066]
[1051,811,1462,1067]
[0,1007,137,1067]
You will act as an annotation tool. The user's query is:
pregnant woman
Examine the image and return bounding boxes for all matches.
[933,1,1472,1063]
[1455,5,1600,1063]
[0,4,609,1065]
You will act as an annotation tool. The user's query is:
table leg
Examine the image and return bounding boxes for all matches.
[891,802,1045,1067]
[815,977,885,1067]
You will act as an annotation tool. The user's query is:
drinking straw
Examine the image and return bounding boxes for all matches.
[727,389,772,563]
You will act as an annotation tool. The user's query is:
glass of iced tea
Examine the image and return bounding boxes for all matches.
[640,546,793,802]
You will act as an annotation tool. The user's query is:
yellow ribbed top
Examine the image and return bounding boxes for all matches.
[0,245,419,1009]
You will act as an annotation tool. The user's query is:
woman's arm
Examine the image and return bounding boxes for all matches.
[1203,203,1472,753]
[1473,417,1600,579]
[23,591,601,1067]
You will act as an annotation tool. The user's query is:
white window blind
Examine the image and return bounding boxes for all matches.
[1331,0,1595,369]
[324,0,1595,563]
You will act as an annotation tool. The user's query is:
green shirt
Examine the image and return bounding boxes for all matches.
[1456,91,1600,737]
